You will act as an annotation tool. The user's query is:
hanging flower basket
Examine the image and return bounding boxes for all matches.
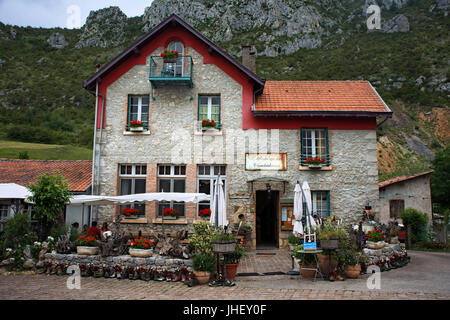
[212,235,237,253]
[320,238,339,250]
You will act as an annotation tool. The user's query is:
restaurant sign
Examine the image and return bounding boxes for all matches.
[245,153,287,171]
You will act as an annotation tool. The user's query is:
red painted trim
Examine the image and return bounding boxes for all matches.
[243,110,377,130]
[97,25,254,129]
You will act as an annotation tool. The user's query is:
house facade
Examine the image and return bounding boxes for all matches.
[83,15,392,249]
[379,170,434,225]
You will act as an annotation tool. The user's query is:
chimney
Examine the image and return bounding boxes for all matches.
[242,45,256,74]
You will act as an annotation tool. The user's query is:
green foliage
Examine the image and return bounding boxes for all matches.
[192,253,215,272]
[27,173,72,222]
[232,222,252,231]
[212,233,236,242]
[293,244,317,265]
[49,223,69,240]
[400,208,429,243]
[316,221,349,242]
[224,244,246,264]
[288,234,301,245]
[2,211,35,249]
[27,173,72,240]
[431,146,450,210]
[337,248,365,267]
[18,151,29,159]
[189,221,219,256]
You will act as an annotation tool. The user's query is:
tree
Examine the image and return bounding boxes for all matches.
[27,172,72,240]
[431,146,450,211]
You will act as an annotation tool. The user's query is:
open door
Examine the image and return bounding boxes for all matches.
[255,190,279,248]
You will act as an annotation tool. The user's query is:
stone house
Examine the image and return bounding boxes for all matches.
[83,14,392,249]
[378,170,434,225]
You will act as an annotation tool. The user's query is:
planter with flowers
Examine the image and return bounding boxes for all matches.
[120,207,140,219]
[161,49,179,63]
[198,208,211,220]
[201,119,219,132]
[305,157,327,169]
[162,207,180,220]
[129,237,154,257]
[390,229,399,244]
[192,253,215,285]
[212,234,237,253]
[365,229,386,249]
[221,243,246,281]
[76,235,99,255]
[129,120,145,132]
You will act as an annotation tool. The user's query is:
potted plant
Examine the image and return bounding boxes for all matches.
[161,49,179,63]
[162,207,180,220]
[192,253,215,285]
[129,120,145,132]
[288,235,301,251]
[294,245,317,279]
[211,234,237,253]
[365,229,385,249]
[76,235,99,255]
[129,237,154,257]
[390,229,399,244]
[221,244,246,281]
[201,119,218,132]
[318,224,340,250]
[198,208,211,219]
[120,207,140,219]
[305,156,326,168]
[338,248,365,279]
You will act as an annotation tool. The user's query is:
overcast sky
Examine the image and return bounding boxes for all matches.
[0,0,154,29]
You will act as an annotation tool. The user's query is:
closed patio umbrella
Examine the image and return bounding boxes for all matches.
[293,182,304,236]
[302,181,316,233]
[210,176,227,228]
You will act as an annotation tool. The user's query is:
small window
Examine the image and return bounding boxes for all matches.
[157,165,187,217]
[127,95,149,131]
[389,199,404,219]
[119,164,147,216]
[303,191,330,219]
[198,95,221,130]
[197,165,226,217]
[301,128,329,166]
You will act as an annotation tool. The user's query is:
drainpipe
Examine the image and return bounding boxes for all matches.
[95,92,105,222]
[90,79,99,226]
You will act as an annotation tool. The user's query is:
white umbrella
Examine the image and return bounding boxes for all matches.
[210,177,227,228]
[293,182,303,236]
[302,181,316,233]
[68,195,117,206]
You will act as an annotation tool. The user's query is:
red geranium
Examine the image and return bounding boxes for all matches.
[162,207,180,218]
[129,120,144,128]
[160,49,179,58]
[120,207,140,217]
[305,157,326,165]
[201,119,217,128]
[129,237,154,250]
[199,208,212,218]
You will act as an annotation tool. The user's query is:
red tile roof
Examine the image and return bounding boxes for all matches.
[254,81,390,114]
[379,170,434,189]
[0,159,92,192]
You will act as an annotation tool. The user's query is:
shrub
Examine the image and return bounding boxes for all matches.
[192,253,215,272]
[288,235,301,245]
[3,211,35,249]
[189,221,219,256]
[400,208,428,243]
[224,244,246,264]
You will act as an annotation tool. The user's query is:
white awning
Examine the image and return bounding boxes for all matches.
[0,183,32,200]
[69,193,211,205]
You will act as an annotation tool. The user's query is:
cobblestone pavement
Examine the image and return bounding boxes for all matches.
[237,249,292,275]
[0,250,448,300]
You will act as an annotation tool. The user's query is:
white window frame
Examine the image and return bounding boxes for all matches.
[303,128,327,158]
[128,96,149,130]
[312,191,328,219]
[167,41,184,76]
[197,165,226,217]
[157,165,187,217]
[198,95,221,130]
[119,164,147,216]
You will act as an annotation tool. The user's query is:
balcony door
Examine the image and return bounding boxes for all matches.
[168,41,184,77]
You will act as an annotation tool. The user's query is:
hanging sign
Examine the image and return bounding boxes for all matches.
[245,153,287,171]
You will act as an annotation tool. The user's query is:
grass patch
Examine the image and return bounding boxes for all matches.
[0,140,92,160]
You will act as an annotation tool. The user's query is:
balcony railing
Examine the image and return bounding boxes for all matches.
[149,56,193,88]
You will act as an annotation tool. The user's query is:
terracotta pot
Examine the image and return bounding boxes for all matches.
[318,254,338,274]
[344,264,361,279]
[220,263,239,281]
[76,246,99,255]
[299,262,316,279]
[129,248,153,258]
[193,271,211,285]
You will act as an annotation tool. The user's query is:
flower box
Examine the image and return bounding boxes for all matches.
[129,248,153,258]
[366,241,386,249]
[76,246,99,255]
[130,126,144,132]
[308,164,323,169]
[163,216,177,220]
[163,57,177,63]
